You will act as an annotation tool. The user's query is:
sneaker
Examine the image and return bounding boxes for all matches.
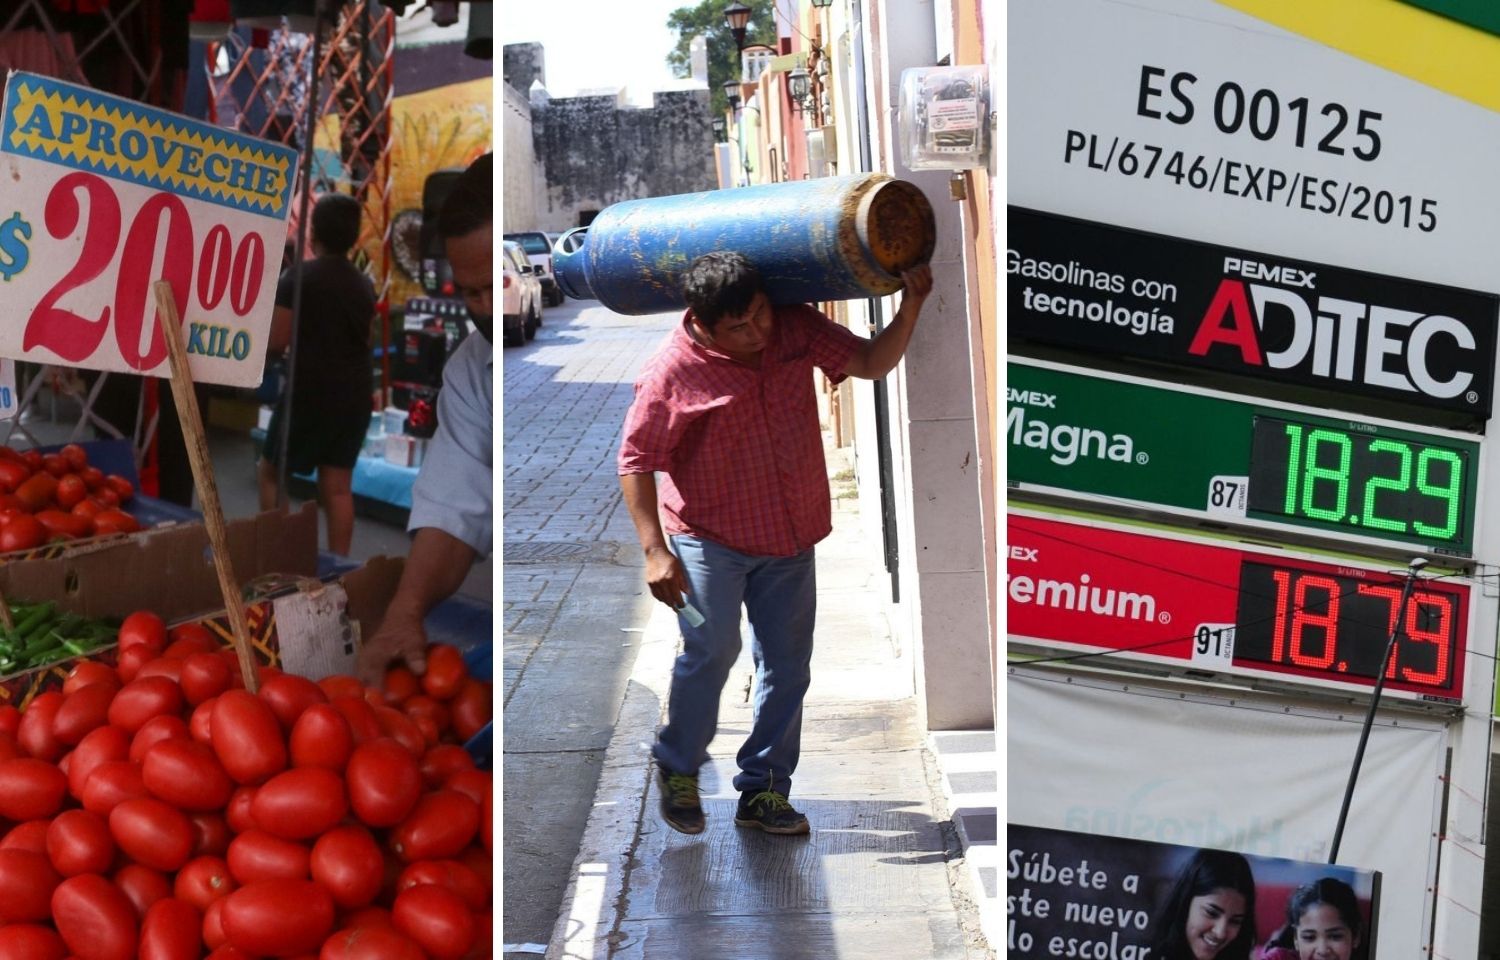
[657,765,705,835]
[734,789,810,835]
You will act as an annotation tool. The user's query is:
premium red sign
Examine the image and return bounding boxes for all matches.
[1008,514,1469,700]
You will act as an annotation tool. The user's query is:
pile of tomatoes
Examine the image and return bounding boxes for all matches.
[0,445,141,553]
[0,611,493,959]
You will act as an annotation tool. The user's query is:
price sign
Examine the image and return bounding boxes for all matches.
[0,72,298,387]
[1007,512,1470,701]
[1008,359,1481,555]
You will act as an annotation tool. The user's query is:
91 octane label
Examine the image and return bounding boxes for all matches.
[1192,623,1236,668]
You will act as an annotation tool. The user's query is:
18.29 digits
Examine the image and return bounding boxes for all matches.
[24,171,264,369]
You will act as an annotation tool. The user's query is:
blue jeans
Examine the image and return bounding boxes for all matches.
[652,534,817,797]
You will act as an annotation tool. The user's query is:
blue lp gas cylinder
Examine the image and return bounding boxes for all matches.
[551,174,935,315]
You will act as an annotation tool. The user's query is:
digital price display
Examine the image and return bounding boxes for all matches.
[1234,561,1458,691]
[1008,361,1481,556]
[1247,418,1469,545]
[1007,513,1471,702]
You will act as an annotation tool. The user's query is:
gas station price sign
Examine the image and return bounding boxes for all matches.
[1007,513,1470,701]
[1008,360,1480,556]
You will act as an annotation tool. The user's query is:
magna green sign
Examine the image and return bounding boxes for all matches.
[1008,361,1481,556]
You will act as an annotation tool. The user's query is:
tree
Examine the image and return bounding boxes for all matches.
[666,0,780,118]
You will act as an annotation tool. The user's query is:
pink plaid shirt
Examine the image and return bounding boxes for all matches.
[618,304,863,557]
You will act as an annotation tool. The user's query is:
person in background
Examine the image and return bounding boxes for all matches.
[619,250,932,836]
[1260,877,1366,960]
[1147,848,1259,960]
[356,154,493,685]
[259,193,375,556]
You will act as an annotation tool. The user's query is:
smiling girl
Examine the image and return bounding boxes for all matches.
[1148,849,1259,960]
[1261,878,1366,960]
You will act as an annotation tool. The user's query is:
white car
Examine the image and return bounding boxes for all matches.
[504,231,564,306]
[502,239,543,346]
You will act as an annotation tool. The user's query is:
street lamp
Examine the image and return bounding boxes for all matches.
[722,78,742,111]
[809,0,833,7]
[787,66,811,110]
[723,2,751,50]
[711,117,727,142]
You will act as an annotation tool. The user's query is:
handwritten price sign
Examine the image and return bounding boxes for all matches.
[0,72,298,387]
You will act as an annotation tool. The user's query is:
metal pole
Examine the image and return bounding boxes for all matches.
[275,11,325,508]
[1328,557,1427,863]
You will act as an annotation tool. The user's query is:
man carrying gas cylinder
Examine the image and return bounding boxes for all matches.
[618,250,933,836]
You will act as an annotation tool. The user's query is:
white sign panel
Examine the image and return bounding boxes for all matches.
[1009,666,1445,960]
[1007,0,1500,291]
[0,72,299,387]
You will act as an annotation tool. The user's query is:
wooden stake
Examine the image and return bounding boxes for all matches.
[0,583,14,633]
[152,281,260,693]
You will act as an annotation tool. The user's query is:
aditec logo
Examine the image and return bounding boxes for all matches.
[1188,257,1479,402]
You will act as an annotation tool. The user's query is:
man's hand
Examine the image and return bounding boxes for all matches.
[357,604,428,687]
[899,264,933,312]
[645,544,691,608]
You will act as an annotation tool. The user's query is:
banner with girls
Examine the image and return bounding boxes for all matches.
[1008,824,1380,960]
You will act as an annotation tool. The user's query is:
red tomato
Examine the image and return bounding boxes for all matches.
[392,883,475,960]
[52,682,119,746]
[449,680,491,742]
[106,676,183,733]
[0,848,60,921]
[318,926,425,960]
[0,730,18,763]
[63,662,119,697]
[0,924,67,960]
[51,874,138,960]
[392,790,480,862]
[93,508,139,534]
[179,653,231,705]
[113,863,171,920]
[108,797,193,872]
[105,475,135,501]
[114,645,152,684]
[80,466,104,488]
[14,693,61,762]
[0,758,67,820]
[66,725,130,801]
[166,620,216,650]
[0,459,31,493]
[225,786,258,834]
[443,768,490,809]
[202,897,229,949]
[345,738,422,828]
[420,645,468,702]
[59,444,88,472]
[54,475,87,511]
[128,715,190,765]
[174,856,237,912]
[0,703,19,736]
[135,658,185,685]
[373,706,426,756]
[45,809,115,877]
[331,696,382,745]
[36,509,91,540]
[1,820,51,854]
[118,612,167,657]
[226,830,309,884]
[95,486,121,508]
[12,474,56,515]
[20,450,40,471]
[309,825,384,909]
[188,813,232,858]
[211,691,287,785]
[289,704,353,772]
[206,949,251,960]
[189,698,216,745]
[258,673,327,731]
[40,454,68,479]
[383,666,420,704]
[139,897,202,960]
[79,761,147,816]
[396,859,489,911]
[249,767,347,841]
[0,513,45,551]
[221,880,334,957]
[402,693,447,738]
[71,498,103,521]
[420,744,476,789]
[317,675,364,701]
[142,738,233,811]
[163,636,217,662]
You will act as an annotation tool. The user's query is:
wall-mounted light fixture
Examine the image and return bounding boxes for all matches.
[787,66,811,110]
[712,117,727,142]
[722,78,742,111]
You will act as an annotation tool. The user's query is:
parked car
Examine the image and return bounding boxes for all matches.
[502,239,543,346]
[504,230,564,306]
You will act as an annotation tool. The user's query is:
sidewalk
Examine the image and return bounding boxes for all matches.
[543,455,995,960]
